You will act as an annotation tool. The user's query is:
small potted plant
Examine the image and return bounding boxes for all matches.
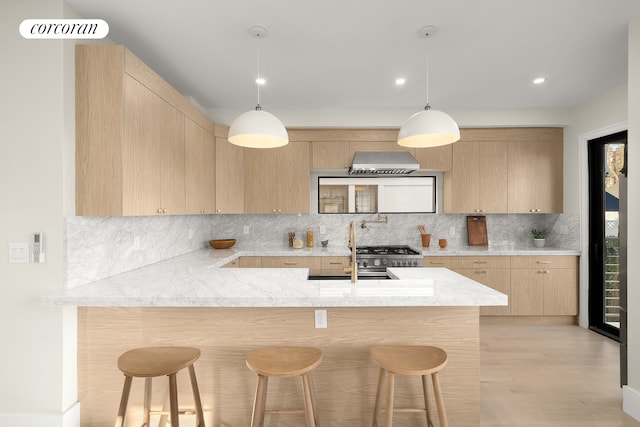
[531,227,549,248]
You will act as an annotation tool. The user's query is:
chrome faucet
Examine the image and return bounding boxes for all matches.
[345,221,358,283]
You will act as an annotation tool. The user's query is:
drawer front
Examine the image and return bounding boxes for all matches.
[422,256,452,268]
[322,256,350,270]
[510,256,578,269]
[451,256,510,269]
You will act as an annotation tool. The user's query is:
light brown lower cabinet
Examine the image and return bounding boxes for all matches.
[424,255,578,317]
[254,256,322,275]
[451,256,511,316]
[422,256,452,269]
[510,256,578,315]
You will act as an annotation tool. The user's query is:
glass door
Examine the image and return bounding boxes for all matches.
[587,131,627,340]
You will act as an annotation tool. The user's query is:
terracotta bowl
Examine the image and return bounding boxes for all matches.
[208,239,236,249]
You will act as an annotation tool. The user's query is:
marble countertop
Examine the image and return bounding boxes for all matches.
[42,248,508,308]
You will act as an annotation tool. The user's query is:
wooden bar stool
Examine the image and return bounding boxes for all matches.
[245,346,322,427]
[115,346,205,427]
[371,345,448,427]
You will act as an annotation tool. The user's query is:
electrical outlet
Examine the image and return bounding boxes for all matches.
[133,236,141,251]
[320,226,326,235]
[188,229,195,240]
[243,226,250,235]
[449,227,455,236]
[315,309,327,328]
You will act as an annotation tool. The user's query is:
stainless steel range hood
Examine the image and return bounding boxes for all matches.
[349,151,419,175]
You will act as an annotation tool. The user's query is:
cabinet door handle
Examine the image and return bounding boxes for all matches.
[473,261,488,264]
[537,270,550,274]
[284,261,298,266]
[328,261,343,265]
[536,261,552,264]
[474,270,487,274]
[429,262,445,265]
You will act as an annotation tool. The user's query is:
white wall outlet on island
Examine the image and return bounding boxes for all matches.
[320,226,326,235]
[243,226,250,235]
[133,236,141,251]
[315,309,327,328]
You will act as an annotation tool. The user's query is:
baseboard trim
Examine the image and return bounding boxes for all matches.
[0,402,80,427]
[623,385,640,421]
[480,315,578,326]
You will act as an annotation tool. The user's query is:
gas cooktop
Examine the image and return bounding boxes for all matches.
[355,245,420,256]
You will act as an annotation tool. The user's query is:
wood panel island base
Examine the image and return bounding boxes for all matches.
[79,306,480,427]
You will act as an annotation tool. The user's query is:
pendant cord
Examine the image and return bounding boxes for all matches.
[425,35,430,110]
[256,32,261,109]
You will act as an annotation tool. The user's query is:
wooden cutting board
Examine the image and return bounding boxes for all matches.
[467,216,488,246]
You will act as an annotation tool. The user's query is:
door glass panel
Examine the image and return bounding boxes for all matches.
[604,143,624,328]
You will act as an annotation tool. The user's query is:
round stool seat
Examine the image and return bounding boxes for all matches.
[246,346,322,378]
[371,345,447,376]
[118,346,201,377]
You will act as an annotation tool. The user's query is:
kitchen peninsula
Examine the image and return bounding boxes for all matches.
[44,247,506,427]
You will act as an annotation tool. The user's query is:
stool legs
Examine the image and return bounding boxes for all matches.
[372,368,447,427]
[250,375,269,427]
[168,373,179,427]
[384,372,395,427]
[302,373,320,427]
[143,378,152,427]
[250,373,319,427]
[115,375,132,427]
[431,372,448,427]
[372,368,385,427]
[422,375,435,427]
[188,364,206,427]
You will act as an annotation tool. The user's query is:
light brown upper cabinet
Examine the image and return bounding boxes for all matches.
[312,141,351,169]
[443,128,563,214]
[75,44,216,216]
[185,118,215,214]
[444,130,508,213]
[507,129,563,213]
[415,145,453,171]
[215,136,245,214]
[123,76,186,215]
[244,141,311,214]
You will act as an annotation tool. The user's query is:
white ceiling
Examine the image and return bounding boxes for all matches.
[66,0,640,111]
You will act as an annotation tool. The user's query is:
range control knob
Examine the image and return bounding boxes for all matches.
[362,260,368,268]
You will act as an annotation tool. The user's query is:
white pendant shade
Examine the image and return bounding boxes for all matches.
[397,108,460,148]
[228,109,289,148]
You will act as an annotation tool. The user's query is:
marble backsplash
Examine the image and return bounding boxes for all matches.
[65,213,579,288]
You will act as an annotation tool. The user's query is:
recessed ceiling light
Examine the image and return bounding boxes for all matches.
[395,77,406,86]
[256,77,266,85]
[533,77,547,85]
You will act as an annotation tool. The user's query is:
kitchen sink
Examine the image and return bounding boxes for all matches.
[308,271,398,280]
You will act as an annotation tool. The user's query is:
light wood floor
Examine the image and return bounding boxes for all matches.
[480,322,640,427]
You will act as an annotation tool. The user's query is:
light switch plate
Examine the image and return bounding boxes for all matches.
[9,243,29,263]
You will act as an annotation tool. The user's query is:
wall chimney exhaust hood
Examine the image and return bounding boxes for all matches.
[349,151,420,175]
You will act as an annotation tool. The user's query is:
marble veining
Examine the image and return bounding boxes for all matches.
[65,213,579,288]
[44,249,508,308]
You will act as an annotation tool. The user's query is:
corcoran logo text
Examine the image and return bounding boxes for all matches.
[20,19,109,39]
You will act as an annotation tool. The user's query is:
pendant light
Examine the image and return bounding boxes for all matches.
[398,26,460,148]
[228,26,288,148]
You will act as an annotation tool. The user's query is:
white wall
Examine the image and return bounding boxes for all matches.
[623,16,640,420]
[0,0,77,425]
[564,84,629,214]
